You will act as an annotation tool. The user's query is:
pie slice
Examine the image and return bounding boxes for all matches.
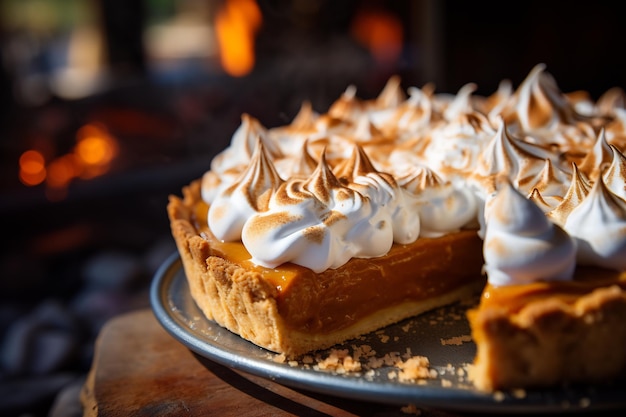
[468,271,626,391]
[467,179,626,391]
[168,179,485,357]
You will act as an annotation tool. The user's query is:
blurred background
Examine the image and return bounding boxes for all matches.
[1,0,625,416]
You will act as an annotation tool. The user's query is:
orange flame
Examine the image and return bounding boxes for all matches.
[351,8,403,67]
[215,0,262,77]
[74,123,119,178]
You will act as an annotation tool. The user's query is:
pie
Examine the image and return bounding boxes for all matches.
[166,64,626,391]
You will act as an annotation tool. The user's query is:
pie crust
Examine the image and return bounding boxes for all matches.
[468,269,626,391]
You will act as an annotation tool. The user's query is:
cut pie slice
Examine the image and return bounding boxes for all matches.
[467,179,626,391]
[467,270,626,391]
[168,180,485,357]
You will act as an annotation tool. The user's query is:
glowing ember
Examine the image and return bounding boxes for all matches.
[75,123,119,176]
[19,150,47,186]
[19,123,119,199]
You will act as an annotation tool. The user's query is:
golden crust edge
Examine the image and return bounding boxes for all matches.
[467,285,626,391]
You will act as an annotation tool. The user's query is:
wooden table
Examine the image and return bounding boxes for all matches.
[81,309,623,417]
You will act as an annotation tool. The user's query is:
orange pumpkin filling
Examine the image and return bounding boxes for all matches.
[477,267,626,314]
[188,197,485,334]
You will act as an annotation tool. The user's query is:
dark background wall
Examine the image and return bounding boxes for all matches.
[440,0,626,98]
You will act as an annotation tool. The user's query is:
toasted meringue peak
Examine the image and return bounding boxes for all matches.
[303,151,344,204]
[424,108,495,178]
[475,117,552,191]
[268,106,321,161]
[397,166,477,238]
[443,83,477,121]
[353,115,386,141]
[483,180,576,286]
[564,177,626,270]
[579,128,615,181]
[519,157,570,198]
[502,63,576,130]
[546,163,591,227]
[396,165,446,194]
[379,86,434,137]
[211,114,282,174]
[483,79,513,122]
[274,139,319,179]
[239,140,284,207]
[602,144,626,201]
[528,188,555,213]
[596,86,626,115]
[500,64,601,152]
[374,74,406,108]
[208,139,284,242]
[289,100,318,130]
[328,85,362,121]
[334,144,378,181]
[313,113,352,136]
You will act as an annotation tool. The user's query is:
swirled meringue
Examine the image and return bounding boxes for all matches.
[520,158,571,205]
[268,101,321,156]
[208,140,283,242]
[602,144,626,200]
[211,113,282,175]
[398,166,477,237]
[500,63,597,151]
[604,107,626,150]
[424,106,496,178]
[480,79,513,124]
[546,163,591,227]
[382,86,434,139]
[563,177,626,271]
[473,117,554,194]
[483,180,576,286]
[242,152,395,272]
[579,128,613,181]
[335,145,421,244]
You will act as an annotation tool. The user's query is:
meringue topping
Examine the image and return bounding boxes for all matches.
[208,139,284,242]
[197,65,626,277]
[564,176,626,270]
[578,128,613,181]
[483,180,576,286]
[546,162,591,227]
[603,144,626,200]
[242,152,395,272]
